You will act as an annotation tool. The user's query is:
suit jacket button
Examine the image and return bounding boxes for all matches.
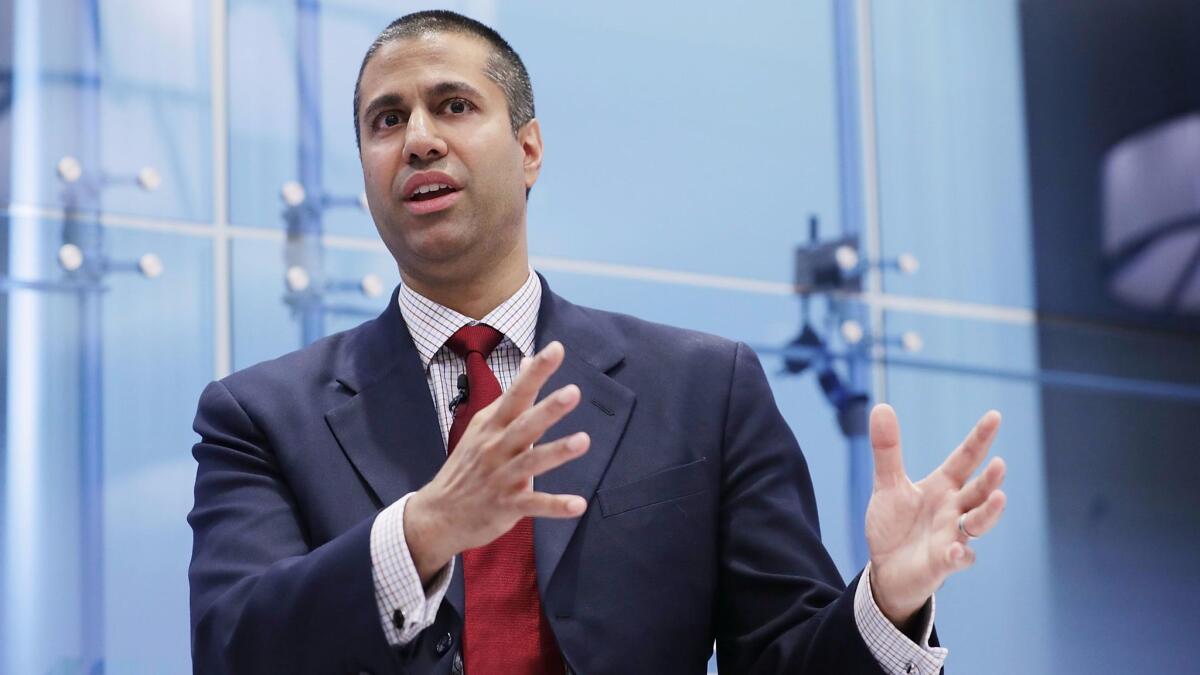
[434,632,454,656]
[392,609,405,630]
[452,650,464,674]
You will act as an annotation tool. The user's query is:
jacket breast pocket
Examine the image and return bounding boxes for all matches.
[596,457,709,518]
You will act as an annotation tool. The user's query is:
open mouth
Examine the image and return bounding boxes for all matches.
[407,184,459,202]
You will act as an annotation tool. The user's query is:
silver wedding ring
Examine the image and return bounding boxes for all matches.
[957,513,979,540]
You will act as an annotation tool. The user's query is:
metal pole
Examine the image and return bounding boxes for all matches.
[291,0,325,346]
[75,222,105,675]
[70,0,106,669]
[832,0,874,569]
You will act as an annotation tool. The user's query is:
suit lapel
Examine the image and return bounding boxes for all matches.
[324,359,445,509]
[532,278,635,595]
[325,289,446,508]
[323,289,465,619]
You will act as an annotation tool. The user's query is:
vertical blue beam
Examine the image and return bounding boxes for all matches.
[75,221,105,675]
[832,0,873,570]
[4,3,45,671]
[292,0,325,345]
[0,1,14,664]
[71,0,106,670]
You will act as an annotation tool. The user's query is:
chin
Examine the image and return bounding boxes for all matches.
[403,229,480,269]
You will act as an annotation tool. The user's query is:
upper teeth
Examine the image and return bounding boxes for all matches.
[412,183,451,197]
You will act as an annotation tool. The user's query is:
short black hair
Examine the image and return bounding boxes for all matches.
[352,10,535,149]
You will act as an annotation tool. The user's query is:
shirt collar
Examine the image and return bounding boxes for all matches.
[397,268,541,369]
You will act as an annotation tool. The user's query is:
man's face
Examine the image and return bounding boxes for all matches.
[357,32,542,282]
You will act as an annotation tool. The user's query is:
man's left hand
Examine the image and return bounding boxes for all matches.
[864,403,1008,628]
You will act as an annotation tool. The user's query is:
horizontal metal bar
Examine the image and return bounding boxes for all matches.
[0,276,106,294]
[751,343,1200,404]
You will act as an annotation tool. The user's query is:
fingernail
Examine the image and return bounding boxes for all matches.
[566,496,586,514]
[555,386,577,403]
[567,433,588,451]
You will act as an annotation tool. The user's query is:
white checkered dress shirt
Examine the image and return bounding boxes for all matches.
[369,269,948,674]
[371,270,540,646]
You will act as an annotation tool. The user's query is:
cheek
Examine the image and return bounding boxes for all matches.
[460,128,525,186]
[486,150,529,204]
[361,147,400,187]
[363,160,388,188]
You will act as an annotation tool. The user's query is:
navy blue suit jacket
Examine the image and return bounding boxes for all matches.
[188,276,894,674]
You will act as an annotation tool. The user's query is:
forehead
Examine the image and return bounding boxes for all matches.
[359,32,495,97]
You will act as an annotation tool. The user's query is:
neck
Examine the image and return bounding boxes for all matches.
[400,250,530,320]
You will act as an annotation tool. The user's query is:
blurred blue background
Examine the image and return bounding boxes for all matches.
[1,0,1198,673]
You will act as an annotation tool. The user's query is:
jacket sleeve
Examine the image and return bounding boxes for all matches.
[187,379,401,674]
[713,342,888,674]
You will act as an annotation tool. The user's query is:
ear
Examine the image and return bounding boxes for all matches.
[518,118,543,192]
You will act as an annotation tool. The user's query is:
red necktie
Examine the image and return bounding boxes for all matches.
[446,325,564,675]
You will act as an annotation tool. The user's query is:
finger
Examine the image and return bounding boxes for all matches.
[509,491,587,518]
[869,404,907,489]
[493,342,565,424]
[943,541,977,574]
[960,489,1007,539]
[938,410,1002,487]
[497,383,582,455]
[956,456,1007,511]
[501,432,590,485]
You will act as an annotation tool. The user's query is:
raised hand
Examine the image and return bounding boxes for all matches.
[864,403,1008,627]
[404,341,590,584]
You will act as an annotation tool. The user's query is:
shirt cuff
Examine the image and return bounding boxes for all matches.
[853,562,949,675]
[371,492,455,646]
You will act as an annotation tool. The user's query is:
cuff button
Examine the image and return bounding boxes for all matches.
[392,609,405,630]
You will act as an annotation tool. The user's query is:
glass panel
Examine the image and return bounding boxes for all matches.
[507,0,842,282]
[97,0,213,222]
[1,216,212,674]
[1,0,211,222]
[101,225,213,672]
[871,0,1035,308]
[230,234,400,370]
[228,0,307,230]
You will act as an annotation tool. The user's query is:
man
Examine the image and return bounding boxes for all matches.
[188,11,1007,675]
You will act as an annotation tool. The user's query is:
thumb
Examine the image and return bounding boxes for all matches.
[870,403,906,489]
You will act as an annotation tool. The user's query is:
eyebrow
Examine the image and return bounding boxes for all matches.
[361,80,487,123]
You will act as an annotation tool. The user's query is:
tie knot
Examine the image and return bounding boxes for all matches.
[446,324,504,360]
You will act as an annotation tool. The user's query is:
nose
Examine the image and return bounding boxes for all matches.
[402,107,447,165]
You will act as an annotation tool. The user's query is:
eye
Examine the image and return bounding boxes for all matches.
[381,112,401,127]
[445,98,473,114]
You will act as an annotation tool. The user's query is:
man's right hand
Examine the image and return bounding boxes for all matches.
[403,340,590,586]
